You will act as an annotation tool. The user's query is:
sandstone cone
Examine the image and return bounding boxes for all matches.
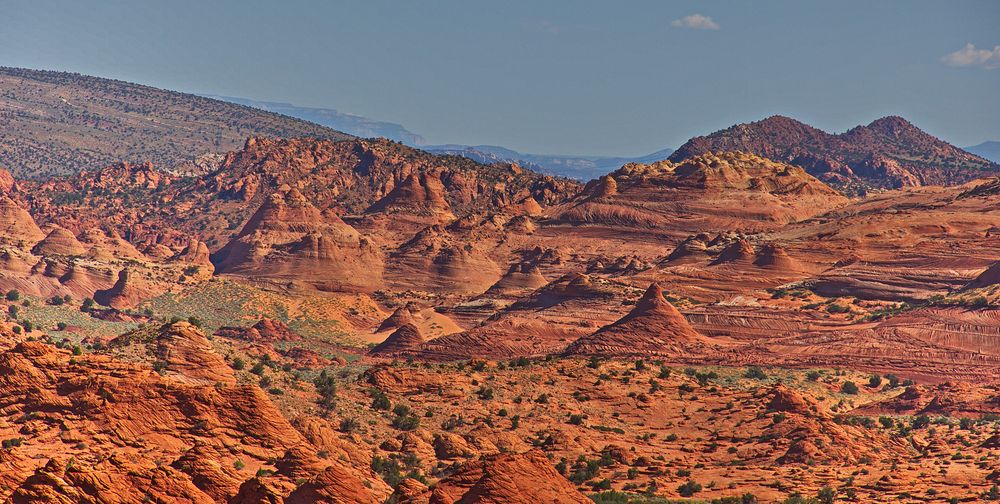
[366,171,454,219]
[172,237,214,269]
[213,187,384,292]
[485,262,548,296]
[32,226,88,256]
[0,195,44,248]
[396,450,589,504]
[564,283,713,357]
[387,225,501,295]
[80,228,146,260]
[711,238,755,265]
[155,322,236,386]
[665,233,711,262]
[965,261,1000,290]
[370,323,427,357]
[753,243,802,270]
[377,306,417,332]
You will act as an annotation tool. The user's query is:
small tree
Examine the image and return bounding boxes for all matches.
[817,486,836,504]
[5,290,19,302]
[677,480,702,497]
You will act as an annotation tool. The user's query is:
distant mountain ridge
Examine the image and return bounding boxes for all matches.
[0,67,352,178]
[206,96,427,146]
[965,141,1000,164]
[422,144,675,181]
[669,115,998,194]
[210,95,674,180]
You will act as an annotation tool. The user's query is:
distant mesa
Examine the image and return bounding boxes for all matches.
[0,66,352,177]
[555,151,847,233]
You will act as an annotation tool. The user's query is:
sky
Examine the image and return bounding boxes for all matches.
[1,0,998,156]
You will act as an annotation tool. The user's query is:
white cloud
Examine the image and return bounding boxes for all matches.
[941,43,1000,70]
[671,14,720,31]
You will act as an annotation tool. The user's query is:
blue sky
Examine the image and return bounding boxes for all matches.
[2,0,998,155]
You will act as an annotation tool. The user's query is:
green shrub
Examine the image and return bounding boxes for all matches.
[841,381,859,394]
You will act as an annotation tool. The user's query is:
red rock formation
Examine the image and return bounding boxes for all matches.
[395,450,589,504]
[370,323,427,357]
[377,306,417,332]
[154,322,237,386]
[216,318,301,344]
[664,233,711,263]
[93,269,150,309]
[564,283,715,357]
[669,115,998,191]
[172,237,214,273]
[753,243,802,270]
[31,226,88,257]
[965,260,1000,290]
[213,186,384,292]
[0,195,44,248]
[711,238,755,265]
[386,225,501,295]
[484,262,548,297]
[366,171,454,220]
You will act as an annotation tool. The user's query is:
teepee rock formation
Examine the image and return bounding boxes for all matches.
[213,186,384,292]
[377,306,417,333]
[370,323,427,357]
[711,239,755,265]
[32,226,88,257]
[0,196,45,248]
[366,171,454,219]
[485,263,548,296]
[664,233,711,263]
[753,243,802,270]
[965,260,1000,290]
[172,237,213,267]
[564,283,715,357]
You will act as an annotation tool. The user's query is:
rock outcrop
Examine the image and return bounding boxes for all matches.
[370,323,427,357]
[213,186,384,292]
[395,450,589,504]
[0,196,44,247]
[564,283,715,357]
[31,226,88,256]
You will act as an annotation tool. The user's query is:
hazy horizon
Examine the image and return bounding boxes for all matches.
[2,0,998,156]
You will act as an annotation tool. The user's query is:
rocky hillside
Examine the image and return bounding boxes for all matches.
[669,115,998,193]
[22,136,579,250]
[0,67,352,178]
